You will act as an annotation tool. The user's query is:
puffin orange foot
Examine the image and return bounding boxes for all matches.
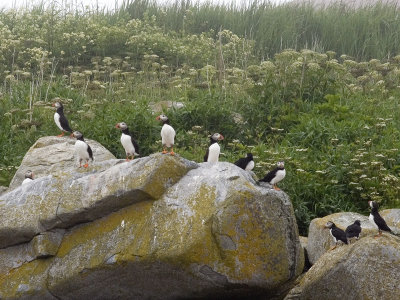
[162,150,167,154]
[83,163,89,168]
[57,132,65,137]
[273,186,281,191]
[169,151,175,156]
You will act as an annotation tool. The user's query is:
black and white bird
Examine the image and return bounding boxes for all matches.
[234,153,254,171]
[369,201,392,237]
[345,220,362,244]
[115,122,140,161]
[204,133,224,163]
[72,131,93,168]
[156,114,176,155]
[325,221,348,250]
[52,101,73,137]
[21,170,34,185]
[259,161,286,190]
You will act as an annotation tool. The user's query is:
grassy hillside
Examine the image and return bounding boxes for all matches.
[1,0,400,234]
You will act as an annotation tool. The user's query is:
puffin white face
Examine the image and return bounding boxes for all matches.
[53,101,62,108]
[369,200,378,210]
[72,131,83,139]
[116,122,128,130]
[25,170,33,179]
[156,114,168,122]
[211,133,224,141]
[277,161,285,168]
[325,221,334,229]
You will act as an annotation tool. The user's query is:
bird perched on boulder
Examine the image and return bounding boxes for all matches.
[52,101,73,137]
[369,201,392,237]
[72,131,93,168]
[204,133,224,163]
[345,220,362,244]
[21,170,34,185]
[234,153,254,171]
[156,114,175,155]
[115,122,140,161]
[259,161,285,190]
[325,221,348,250]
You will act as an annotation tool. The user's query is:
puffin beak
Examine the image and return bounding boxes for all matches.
[219,134,224,140]
[70,133,74,137]
[115,123,120,128]
[52,103,55,107]
[156,116,160,120]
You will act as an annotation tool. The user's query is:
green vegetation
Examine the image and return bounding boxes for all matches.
[1,0,400,234]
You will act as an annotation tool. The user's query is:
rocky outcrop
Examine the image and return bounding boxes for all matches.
[381,209,400,234]
[306,212,377,265]
[286,234,400,300]
[0,139,304,299]
[306,211,400,265]
[8,136,116,189]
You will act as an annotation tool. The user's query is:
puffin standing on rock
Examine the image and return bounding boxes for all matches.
[259,161,286,190]
[53,101,73,137]
[72,131,93,168]
[345,220,362,244]
[234,153,254,171]
[115,122,140,161]
[156,114,176,155]
[204,133,224,163]
[368,201,392,237]
[21,170,34,185]
[325,221,348,250]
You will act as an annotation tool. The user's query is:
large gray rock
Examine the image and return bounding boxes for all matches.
[306,212,377,265]
[0,161,304,299]
[9,136,116,189]
[0,153,197,249]
[286,234,400,300]
[381,209,400,234]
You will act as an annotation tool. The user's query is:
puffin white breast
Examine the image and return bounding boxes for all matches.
[207,143,220,163]
[161,124,175,147]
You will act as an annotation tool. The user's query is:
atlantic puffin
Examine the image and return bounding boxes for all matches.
[72,131,93,168]
[52,101,73,137]
[21,170,34,185]
[115,122,140,161]
[345,220,361,244]
[369,201,392,237]
[156,114,176,155]
[234,153,254,171]
[204,133,224,163]
[259,161,286,190]
[325,221,348,250]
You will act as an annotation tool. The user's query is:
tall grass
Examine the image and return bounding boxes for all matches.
[120,0,400,61]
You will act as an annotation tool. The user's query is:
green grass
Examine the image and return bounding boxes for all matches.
[1,2,400,235]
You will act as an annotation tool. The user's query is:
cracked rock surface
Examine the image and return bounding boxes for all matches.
[0,137,303,299]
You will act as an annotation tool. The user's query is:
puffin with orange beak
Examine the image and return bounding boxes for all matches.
[204,133,224,163]
[115,122,140,161]
[156,114,176,155]
[52,101,73,137]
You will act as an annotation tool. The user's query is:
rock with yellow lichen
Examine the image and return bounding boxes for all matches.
[0,146,304,299]
[285,235,400,300]
[8,135,117,190]
[306,211,400,265]
[0,151,197,248]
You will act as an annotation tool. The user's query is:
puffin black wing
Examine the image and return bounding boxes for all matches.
[59,114,72,132]
[131,136,140,155]
[345,222,361,239]
[234,157,248,170]
[87,144,94,161]
[373,213,392,232]
[259,167,278,183]
[204,149,209,162]
[332,226,348,244]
